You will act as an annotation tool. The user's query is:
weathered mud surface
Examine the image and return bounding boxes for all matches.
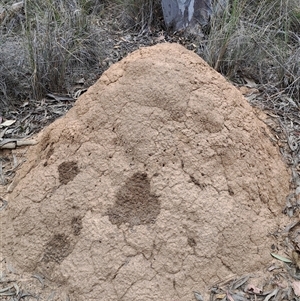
[1,43,290,301]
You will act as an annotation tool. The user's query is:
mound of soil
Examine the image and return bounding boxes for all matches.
[1,43,290,301]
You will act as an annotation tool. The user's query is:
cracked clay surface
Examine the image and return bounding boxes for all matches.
[1,43,290,301]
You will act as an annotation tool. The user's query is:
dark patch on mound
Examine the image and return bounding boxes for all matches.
[71,216,83,236]
[107,172,161,227]
[42,234,72,264]
[58,161,79,185]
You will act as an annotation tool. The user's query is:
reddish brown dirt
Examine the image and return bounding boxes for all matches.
[1,43,291,301]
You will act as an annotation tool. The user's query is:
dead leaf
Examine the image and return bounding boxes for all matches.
[268,264,281,271]
[0,120,16,127]
[74,89,87,99]
[0,138,38,149]
[231,292,248,301]
[46,93,74,102]
[0,128,7,138]
[155,35,165,42]
[0,198,8,211]
[245,284,263,294]
[226,291,234,301]
[231,275,251,290]
[239,86,259,96]
[271,253,293,263]
[283,221,300,233]
[292,281,300,296]
[280,95,298,108]
[263,288,279,301]
[243,77,257,88]
[215,293,226,299]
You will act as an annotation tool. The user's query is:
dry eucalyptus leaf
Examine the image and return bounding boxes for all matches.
[281,95,298,108]
[243,77,257,88]
[232,275,250,290]
[0,198,8,211]
[46,93,74,102]
[271,253,293,263]
[0,120,16,127]
[245,284,262,294]
[215,293,226,299]
[283,221,300,233]
[292,281,300,296]
[226,292,235,301]
[268,264,281,271]
[263,288,279,301]
[0,128,7,138]
[74,89,87,99]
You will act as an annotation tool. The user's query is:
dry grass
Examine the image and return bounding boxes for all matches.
[202,0,300,100]
[24,0,105,99]
[0,0,104,106]
[115,0,163,31]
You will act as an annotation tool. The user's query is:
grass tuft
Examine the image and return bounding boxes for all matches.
[0,0,103,106]
[24,0,102,99]
[201,0,300,100]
